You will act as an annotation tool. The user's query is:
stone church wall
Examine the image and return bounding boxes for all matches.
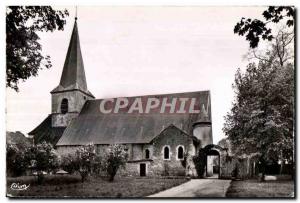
[150,126,198,176]
[55,126,200,177]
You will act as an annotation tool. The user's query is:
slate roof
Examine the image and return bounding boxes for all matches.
[51,19,94,98]
[56,91,211,146]
[28,115,66,145]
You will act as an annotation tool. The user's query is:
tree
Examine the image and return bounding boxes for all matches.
[102,144,128,181]
[246,29,294,68]
[75,144,97,182]
[223,34,294,180]
[6,144,29,177]
[6,6,69,91]
[59,154,79,174]
[192,148,207,178]
[234,6,294,48]
[26,142,59,184]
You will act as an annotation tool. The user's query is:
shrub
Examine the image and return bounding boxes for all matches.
[192,148,207,178]
[75,144,97,182]
[26,142,59,184]
[6,144,29,177]
[102,144,128,181]
[59,154,79,174]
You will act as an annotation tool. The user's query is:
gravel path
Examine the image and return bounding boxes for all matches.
[148,178,231,198]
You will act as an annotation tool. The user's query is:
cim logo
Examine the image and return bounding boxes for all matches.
[10,183,30,191]
[99,97,205,114]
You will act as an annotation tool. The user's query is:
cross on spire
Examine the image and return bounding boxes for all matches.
[75,6,78,20]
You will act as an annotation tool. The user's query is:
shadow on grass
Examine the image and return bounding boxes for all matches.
[226,179,294,198]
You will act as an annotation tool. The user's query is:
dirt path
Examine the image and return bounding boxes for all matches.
[148,178,231,198]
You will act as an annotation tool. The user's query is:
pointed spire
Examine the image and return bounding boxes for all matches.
[51,18,94,98]
[59,19,87,90]
[193,92,211,126]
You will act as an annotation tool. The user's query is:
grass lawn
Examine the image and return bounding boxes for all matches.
[226,179,294,198]
[7,174,189,198]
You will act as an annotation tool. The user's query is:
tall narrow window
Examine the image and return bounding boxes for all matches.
[145,149,150,159]
[61,98,68,114]
[163,146,170,160]
[177,146,184,160]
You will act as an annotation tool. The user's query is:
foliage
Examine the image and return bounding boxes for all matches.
[102,144,128,181]
[59,154,79,174]
[26,142,59,184]
[234,6,294,48]
[74,144,97,182]
[192,148,207,178]
[6,6,69,91]
[223,32,294,181]
[6,144,29,177]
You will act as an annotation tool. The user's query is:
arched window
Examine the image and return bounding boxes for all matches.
[163,146,170,160]
[145,149,150,159]
[61,98,68,114]
[177,146,184,160]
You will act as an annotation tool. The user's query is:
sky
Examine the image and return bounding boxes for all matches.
[6,6,266,144]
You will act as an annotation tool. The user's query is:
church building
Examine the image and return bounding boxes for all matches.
[29,18,214,177]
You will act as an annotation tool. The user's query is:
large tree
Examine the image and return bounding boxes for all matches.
[223,31,294,180]
[6,6,69,91]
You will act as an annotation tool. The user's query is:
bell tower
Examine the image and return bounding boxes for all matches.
[50,17,94,127]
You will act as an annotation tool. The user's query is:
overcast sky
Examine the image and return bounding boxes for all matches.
[6,6,266,144]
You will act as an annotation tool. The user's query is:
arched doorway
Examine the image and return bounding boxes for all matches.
[206,149,220,178]
[204,144,224,179]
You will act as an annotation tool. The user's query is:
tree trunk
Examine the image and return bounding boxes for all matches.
[109,175,114,182]
[259,158,266,182]
[279,161,284,175]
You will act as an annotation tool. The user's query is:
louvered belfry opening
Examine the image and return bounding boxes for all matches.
[61,98,69,114]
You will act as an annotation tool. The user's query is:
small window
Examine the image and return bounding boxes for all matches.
[177,146,184,160]
[61,98,68,114]
[145,149,150,159]
[163,146,170,160]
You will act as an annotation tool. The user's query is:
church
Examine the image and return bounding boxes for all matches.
[29,18,214,177]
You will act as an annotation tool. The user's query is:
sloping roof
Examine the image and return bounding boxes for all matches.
[153,124,200,143]
[51,19,94,98]
[57,91,211,146]
[29,115,66,145]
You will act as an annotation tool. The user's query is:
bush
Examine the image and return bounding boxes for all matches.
[26,142,59,184]
[59,154,79,174]
[102,144,128,181]
[6,144,29,177]
[193,148,207,178]
[75,144,97,182]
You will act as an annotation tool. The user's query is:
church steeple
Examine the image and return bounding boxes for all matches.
[51,18,94,98]
[50,17,94,127]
